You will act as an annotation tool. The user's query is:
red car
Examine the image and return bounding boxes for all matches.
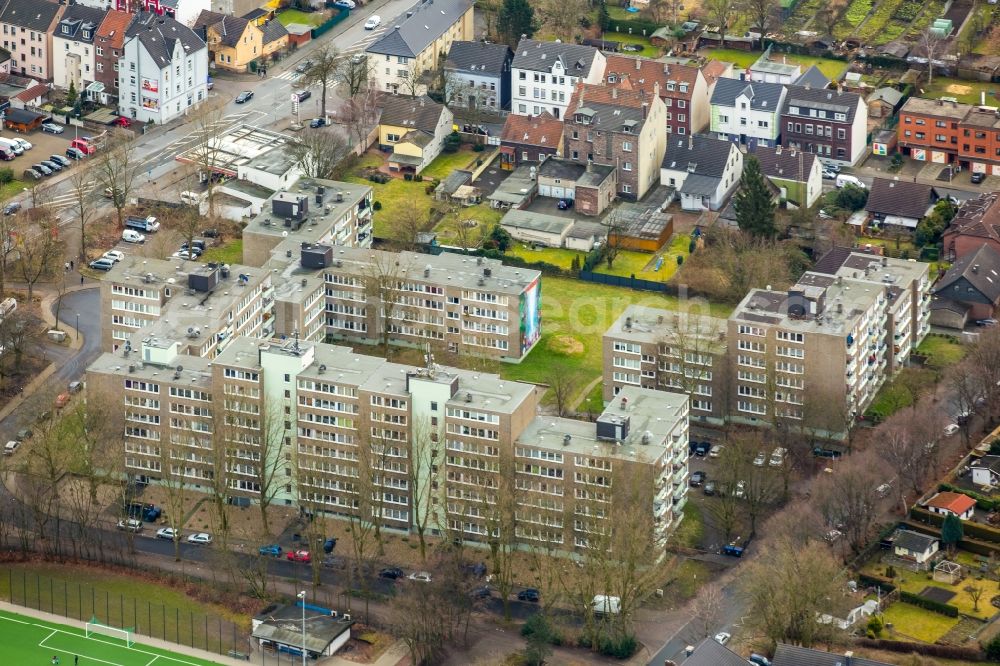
[114,116,131,128]
[287,550,310,563]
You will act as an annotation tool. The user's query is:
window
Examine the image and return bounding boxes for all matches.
[518,71,525,80]
[622,184,631,194]
[678,99,686,108]
[720,115,729,124]
[622,140,632,152]
[837,128,846,140]
[622,161,632,171]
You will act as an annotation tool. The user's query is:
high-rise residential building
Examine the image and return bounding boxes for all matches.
[86,336,689,553]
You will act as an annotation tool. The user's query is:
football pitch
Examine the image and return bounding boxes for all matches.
[0,608,226,666]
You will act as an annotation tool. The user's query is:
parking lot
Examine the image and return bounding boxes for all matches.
[1,125,89,181]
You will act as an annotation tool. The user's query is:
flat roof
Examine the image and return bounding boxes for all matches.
[87,349,213,387]
[900,96,971,119]
[607,304,727,347]
[732,277,881,335]
[251,177,372,243]
[500,208,575,235]
[176,124,299,176]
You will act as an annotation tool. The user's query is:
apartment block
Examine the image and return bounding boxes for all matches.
[306,245,541,362]
[602,305,729,425]
[86,336,689,553]
[897,97,968,165]
[511,39,606,119]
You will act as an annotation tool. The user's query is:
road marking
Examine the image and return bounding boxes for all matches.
[0,614,29,624]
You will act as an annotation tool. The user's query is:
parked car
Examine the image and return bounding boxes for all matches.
[309,118,327,128]
[292,89,311,102]
[749,655,772,666]
[689,470,706,487]
[714,631,731,646]
[295,60,313,74]
[408,571,432,582]
[944,423,960,436]
[66,147,86,160]
[122,230,146,244]
[322,537,337,553]
[753,451,767,466]
[180,239,206,252]
[824,529,843,543]
[117,519,143,532]
[14,138,32,151]
[470,585,491,599]
[379,567,404,579]
[202,228,220,238]
[821,168,838,180]
[364,15,381,29]
[156,527,179,540]
[287,549,310,563]
[23,168,42,180]
[3,440,19,455]
[41,160,62,173]
[3,202,20,215]
[49,154,71,167]
[976,318,999,327]
[734,480,746,499]
[88,258,115,271]
[835,174,865,189]
[68,381,83,393]
[33,163,52,176]
[187,532,213,545]
[769,447,786,467]
[333,0,355,7]
[172,250,197,260]
[322,555,346,570]
[694,441,711,457]
[15,428,32,441]
[557,198,573,210]
[235,91,254,104]
[972,172,986,184]
[703,481,717,496]
[517,588,540,602]
[41,122,65,134]
[258,544,282,557]
[103,250,125,263]
[876,482,891,498]
[708,444,724,458]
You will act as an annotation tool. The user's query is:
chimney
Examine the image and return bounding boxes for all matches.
[636,58,641,71]
[983,90,987,106]
[688,135,693,150]
[612,87,617,99]
[973,264,980,273]
[642,102,648,118]
[663,63,670,75]
[653,81,660,97]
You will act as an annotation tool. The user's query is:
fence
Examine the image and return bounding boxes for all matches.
[311,8,348,39]
[4,568,249,658]
[578,270,673,293]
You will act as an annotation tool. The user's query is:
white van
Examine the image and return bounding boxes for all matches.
[835,174,865,189]
[591,595,621,616]
[122,229,146,243]
[180,191,205,205]
[0,138,24,156]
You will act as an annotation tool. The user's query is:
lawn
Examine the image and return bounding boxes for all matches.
[858,235,918,257]
[506,244,585,270]
[0,178,25,203]
[882,601,960,643]
[923,77,1000,105]
[594,249,657,278]
[0,608,222,666]
[419,148,483,181]
[865,367,938,421]
[434,204,503,247]
[916,334,966,370]
[200,238,243,265]
[605,31,660,58]
[704,49,848,80]
[276,8,325,26]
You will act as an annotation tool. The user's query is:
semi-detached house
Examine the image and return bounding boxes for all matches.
[52,5,107,96]
[780,85,868,166]
[93,9,132,106]
[511,39,605,119]
[710,78,786,148]
[603,55,712,136]
[0,0,64,80]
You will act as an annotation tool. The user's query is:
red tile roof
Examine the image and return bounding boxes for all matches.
[97,10,134,49]
[500,111,563,149]
[701,60,730,85]
[567,82,652,117]
[926,491,976,516]
[14,84,49,102]
[603,55,700,102]
[947,192,1000,244]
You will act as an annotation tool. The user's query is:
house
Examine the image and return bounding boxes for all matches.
[751,144,823,207]
[864,178,937,229]
[500,209,574,247]
[366,0,474,95]
[118,13,209,124]
[3,107,45,132]
[259,20,288,63]
[565,220,604,251]
[868,87,904,119]
[794,65,830,90]
[773,644,891,666]
[897,97,969,165]
[499,111,563,170]
[537,157,616,216]
[52,5,107,95]
[682,638,752,666]
[660,135,743,211]
[193,11,261,72]
[140,0,209,28]
[748,44,801,84]
[971,455,1000,488]
[781,85,868,166]
[444,41,513,112]
[0,0,65,80]
[817,599,879,631]
[94,10,134,106]
[378,94,453,174]
[710,78,786,148]
[924,491,977,520]
[563,83,667,201]
[8,82,47,109]
[892,528,940,567]
[510,39,606,119]
[943,192,1000,260]
[932,243,1000,321]
[602,55,712,136]
[251,604,353,658]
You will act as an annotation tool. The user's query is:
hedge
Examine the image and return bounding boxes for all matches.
[899,518,1000,556]
[899,590,959,617]
[857,572,896,593]
[855,638,984,661]
[607,16,662,35]
[911,505,1000,544]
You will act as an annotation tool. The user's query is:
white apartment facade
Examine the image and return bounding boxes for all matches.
[511,39,606,119]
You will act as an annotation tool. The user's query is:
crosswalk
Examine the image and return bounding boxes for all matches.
[272,25,387,81]
[41,180,98,211]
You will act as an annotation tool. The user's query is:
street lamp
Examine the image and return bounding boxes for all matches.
[297,590,306,666]
[75,313,79,341]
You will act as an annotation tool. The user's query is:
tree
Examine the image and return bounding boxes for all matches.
[334,53,373,98]
[13,208,64,301]
[289,130,349,180]
[185,102,228,218]
[521,613,554,666]
[947,361,982,447]
[966,583,984,612]
[487,224,513,252]
[67,163,98,263]
[94,129,138,229]
[745,0,779,33]
[880,409,942,510]
[835,183,868,211]
[941,513,964,553]
[915,199,955,247]
[705,0,737,46]
[497,0,537,47]
[67,80,78,106]
[813,451,886,555]
[539,0,589,41]
[546,366,580,417]
[920,27,946,86]
[688,584,725,643]
[341,88,380,150]
[365,252,414,359]
[733,156,777,239]
[407,414,441,560]
[599,209,628,269]
[966,328,1000,426]
[302,44,341,119]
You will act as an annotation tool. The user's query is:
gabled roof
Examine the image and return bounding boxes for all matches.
[751,144,818,182]
[925,491,977,515]
[662,135,736,178]
[14,83,48,103]
[512,39,601,77]
[710,77,785,112]
[260,19,287,46]
[127,14,206,69]
[947,192,1000,244]
[773,644,891,666]
[54,5,106,44]
[783,85,864,122]
[603,55,701,101]
[934,243,1000,304]
[194,10,252,48]
[701,60,730,85]
[445,41,511,76]
[865,178,935,219]
[500,111,563,149]
[97,10,135,50]
[366,0,473,58]
[379,94,446,133]
[0,0,62,33]
[869,86,903,107]
[242,8,270,20]
[893,528,939,553]
[683,638,752,666]
[793,64,830,89]
[566,83,650,133]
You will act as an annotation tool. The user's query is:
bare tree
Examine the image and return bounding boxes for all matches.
[744,0,779,33]
[705,0,737,46]
[546,367,581,417]
[538,0,589,41]
[967,328,1000,425]
[20,413,70,557]
[947,359,982,447]
[600,209,627,269]
[407,414,441,560]
[880,409,943,510]
[185,102,228,218]
[13,208,64,301]
[93,129,138,229]
[301,44,341,119]
[289,130,350,180]
[688,584,725,643]
[341,87,381,151]
[365,252,414,360]
[67,162,98,263]
[920,28,946,86]
[813,450,886,556]
[0,209,19,298]
[334,53,374,98]
[966,583,985,612]
[158,437,190,562]
[723,430,778,536]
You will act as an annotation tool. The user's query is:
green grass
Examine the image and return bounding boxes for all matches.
[916,333,966,370]
[704,49,848,80]
[607,5,635,21]
[434,204,503,247]
[506,244,585,270]
[0,178,25,203]
[419,149,482,181]
[0,608,222,666]
[882,601,960,643]
[672,501,705,549]
[579,381,606,414]
[199,239,242,265]
[594,250,657,278]
[605,31,660,58]
[922,77,1000,105]
[276,8,324,26]
[866,367,938,421]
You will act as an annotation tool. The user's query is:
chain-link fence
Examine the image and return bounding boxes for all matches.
[4,568,251,658]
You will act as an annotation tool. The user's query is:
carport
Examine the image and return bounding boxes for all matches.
[4,108,46,133]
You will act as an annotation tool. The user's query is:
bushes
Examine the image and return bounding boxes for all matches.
[912,506,1000,544]
[595,633,638,658]
[899,590,959,617]
[857,572,896,593]
[0,167,13,184]
[857,638,983,661]
[607,16,661,35]
[372,201,382,211]
[985,634,1000,660]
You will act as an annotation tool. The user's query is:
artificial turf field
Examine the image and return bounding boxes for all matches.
[0,608,225,666]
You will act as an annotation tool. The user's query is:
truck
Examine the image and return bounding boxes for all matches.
[125,215,159,233]
[70,138,96,155]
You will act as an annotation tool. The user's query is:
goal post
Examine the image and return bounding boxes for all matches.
[85,617,135,647]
